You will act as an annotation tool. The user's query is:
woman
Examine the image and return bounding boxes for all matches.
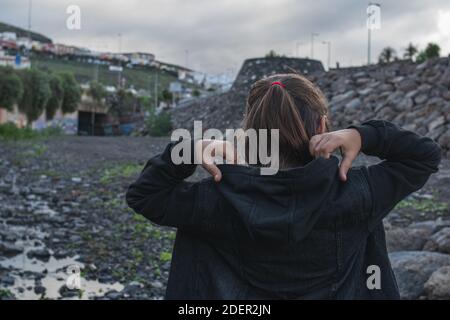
[126,73,441,299]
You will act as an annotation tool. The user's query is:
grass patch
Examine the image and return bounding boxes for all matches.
[395,197,448,214]
[99,163,143,184]
[0,122,62,141]
[19,143,48,158]
[0,123,37,140]
[131,248,144,263]
[159,251,172,263]
[35,169,61,178]
[0,288,14,299]
[105,197,125,210]
[31,55,193,91]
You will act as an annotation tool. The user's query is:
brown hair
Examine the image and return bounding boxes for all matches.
[243,73,330,168]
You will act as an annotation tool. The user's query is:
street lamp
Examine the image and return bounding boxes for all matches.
[117,33,122,53]
[310,33,319,59]
[322,41,331,70]
[296,41,304,58]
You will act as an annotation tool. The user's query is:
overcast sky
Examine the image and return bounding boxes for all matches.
[1,0,450,75]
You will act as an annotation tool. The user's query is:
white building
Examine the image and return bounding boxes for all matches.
[123,52,155,66]
[0,51,30,69]
[16,37,32,50]
[0,32,17,41]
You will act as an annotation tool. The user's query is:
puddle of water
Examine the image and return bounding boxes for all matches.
[0,224,124,300]
[9,273,124,300]
[0,251,81,273]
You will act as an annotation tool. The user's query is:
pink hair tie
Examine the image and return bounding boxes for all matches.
[271,81,285,88]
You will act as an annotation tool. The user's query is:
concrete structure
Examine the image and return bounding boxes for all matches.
[0,51,30,69]
[0,105,27,127]
[123,52,155,66]
[0,32,17,41]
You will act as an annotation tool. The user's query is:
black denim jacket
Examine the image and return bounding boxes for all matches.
[126,120,441,299]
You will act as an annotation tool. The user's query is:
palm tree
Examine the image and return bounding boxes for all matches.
[265,50,280,58]
[424,43,440,59]
[416,42,441,63]
[378,47,397,64]
[403,43,418,60]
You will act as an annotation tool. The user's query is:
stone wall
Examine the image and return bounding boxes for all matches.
[232,57,325,91]
[171,56,450,157]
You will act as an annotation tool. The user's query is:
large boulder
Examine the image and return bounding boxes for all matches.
[0,241,23,257]
[423,227,450,254]
[386,225,434,252]
[389,251,450,299]
[424,266,450,299]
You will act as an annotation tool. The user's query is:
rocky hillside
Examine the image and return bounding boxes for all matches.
[171,56,450,157]
[0,22,52,44]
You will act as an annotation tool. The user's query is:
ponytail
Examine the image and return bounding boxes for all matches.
[243,73,329,168]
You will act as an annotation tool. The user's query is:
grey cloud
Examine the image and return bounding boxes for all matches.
[0,0,449,74]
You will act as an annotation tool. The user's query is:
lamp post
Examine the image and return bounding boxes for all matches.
[27,0,32,39]
[310,32,319,59]
[296,41,304,58]
[322,41,331,70]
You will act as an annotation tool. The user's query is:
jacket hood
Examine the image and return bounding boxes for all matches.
[216,156,340,245]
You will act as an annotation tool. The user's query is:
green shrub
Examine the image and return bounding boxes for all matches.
[39,125,63,137]
[0,122,37,140]
[0,122,62,140]
[416,42,441,63]
[0,66,23,111]
[146,109,172,137]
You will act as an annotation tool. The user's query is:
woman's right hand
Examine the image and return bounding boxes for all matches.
[194,139,237,182]
[309,129,362,182]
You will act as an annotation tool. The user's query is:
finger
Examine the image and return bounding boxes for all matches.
[309,135,320,155]
[203,162,222,182]
[339,151,357,182]
[309,134,326,156]
[322,151,331,159]
[314,136,332,157]
[319,139,340,157]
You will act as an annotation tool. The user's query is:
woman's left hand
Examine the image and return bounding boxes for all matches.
[309,128,362,182]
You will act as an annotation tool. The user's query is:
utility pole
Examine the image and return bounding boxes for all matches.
[117,33,122,53]
[322,41,331,70]
[368,27,371,65]
[117,33,122,87]
[93,64,99,82]
[27,0,32,39]
[296,41,304,58]
[154,68,159,109]
[185,49,189,68]
[310,32,319,59]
